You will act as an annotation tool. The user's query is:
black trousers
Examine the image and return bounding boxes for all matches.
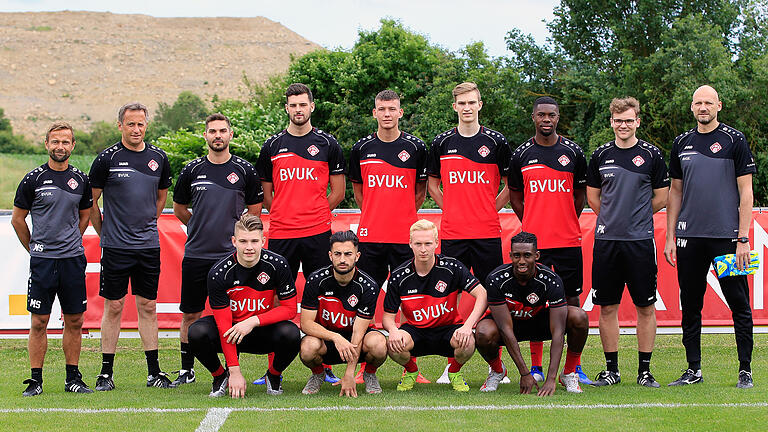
[188,316,301,373]
[676,237,752,365]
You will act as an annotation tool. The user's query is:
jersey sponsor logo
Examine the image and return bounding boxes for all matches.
[196,175,207,179]
[348,294,358,307]
[148,159,159,171]
[321,309,354,328]
[366,153,377,158]
[398,150,411,162]
[230,298,269,312]
[67,178,79,189]
[447,149,458,154]
[43,180,53,184]
[684,145,693,150]
[307,145,319,156]
[558,155,571,166]
[710,142,722,153]
[435,280,447,293]
[527,159,538,164]
[227,172,240,184]
[407,289,417,294]
[632,156,645,167]
[279,167,318,181]
[31,243,44,252]
[412,301,453,322]
[278,147,288,153]
[478,145,490,157]
[528,179,570,193]
[368,174,406,189]
[359,228,368,237]
[447,171,489,184]
[526,292,539,304]
[118,162,129,166]
[257,272,270,284]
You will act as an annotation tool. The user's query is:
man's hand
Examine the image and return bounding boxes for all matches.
[228,368,246,398]
[387,329,408,353]
[339,374,358,398]
[333,335,358,363]
[451,324,473,349]
[735,241,750,271]
[223,320,255,344]
[519,373,539,394]
[664,239,677,267]
[537,378,556,397]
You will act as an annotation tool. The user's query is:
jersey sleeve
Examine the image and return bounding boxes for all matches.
[455,260,480,293]
[383,278,402,314]
[244,164,264,205]
[79,175,93,210]
[13,174,35,210]
[159,154,172,189]
[485,276,506,306]
[508,150,524,191]
[299,274,321,310]
[88,152,110,189]
[733,132,757,177]
[651,149,670,189]
[496,135,511,178]
[348,143,362,184]
[173,165,192,205]
[207,267,230,310]
[328,137,346,175]
[546,274,567,308]
[416,139,428,182]
[427,137,442,178]
[356,282,378,320]
[256,139,274,182]
[574,148,588,189]
[669,137,682,179]
[276,261,297,300]
[586,149,602,188]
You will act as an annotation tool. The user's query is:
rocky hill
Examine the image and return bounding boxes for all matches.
[0,11,320,140]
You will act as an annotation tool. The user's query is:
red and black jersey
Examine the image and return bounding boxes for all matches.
[486,263,566,320]
[509,137,587,249]
[256,128,345,239]
[301,266,378,332]
[427,127,510,240]
[348,132,427,244]
[208,249,297,367]
[384,254,479,328]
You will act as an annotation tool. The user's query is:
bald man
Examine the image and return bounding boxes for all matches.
[664,85,755,389]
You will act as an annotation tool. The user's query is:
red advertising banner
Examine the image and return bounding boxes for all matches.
[80,210,768,329]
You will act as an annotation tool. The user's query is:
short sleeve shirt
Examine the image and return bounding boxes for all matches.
[301,266,378,332]
[486,263,566,320]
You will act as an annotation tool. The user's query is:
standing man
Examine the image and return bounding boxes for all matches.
[12,122,93,396]
[171,113,263,386]
[475,232,589,394]
[664,85,755,389]
[509,96,591,384]
[383,220,488,392]
[299,231,387,397]
[586,97,669,388]
[188,214,301,397]
[349,89,427,289]
[89,102,174,390]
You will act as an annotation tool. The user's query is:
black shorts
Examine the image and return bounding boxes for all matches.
[316,329,377,365]
[180,257,220,313]
[592,239,657,307]
[483,309,553,342]
[99,247,161,300]
[539,247,583,298]
[28,255,87,315]
[440,238,503,284]
[268,230,331,281]
[357,242,411,288]
[400,323,462,358]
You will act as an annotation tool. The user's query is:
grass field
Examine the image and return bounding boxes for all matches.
[2,334,765,431]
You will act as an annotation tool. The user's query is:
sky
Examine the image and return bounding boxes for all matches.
[1,0,560,57]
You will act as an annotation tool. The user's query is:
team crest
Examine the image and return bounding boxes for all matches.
[526,293,540,304]
[227,172,239,184]
[398,150,411,162]
[67,178,78,189]
[147,159,159,171]
[632,156,645,167]
[710,142,722,153]
[257,272,270,284]
[478,145,490,157]
[558,155,570,166]
[348,294,359,307]
[435,280,447,293]
[307,145,319,156]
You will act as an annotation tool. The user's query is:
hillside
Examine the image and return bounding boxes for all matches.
[0,11,320,140]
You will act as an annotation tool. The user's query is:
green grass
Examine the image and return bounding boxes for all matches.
[1,334,765,431]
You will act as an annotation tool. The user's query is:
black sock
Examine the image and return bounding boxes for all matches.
[740,361,751,373]
[101,353,115,376]
[638,351,652,374]
[604,351,619,373]
[688,361,701,371]
[180,342,194,371]
[266,371,281,389]
[65,364,80,382]
[145,349,160,376]
[31,367,43,383]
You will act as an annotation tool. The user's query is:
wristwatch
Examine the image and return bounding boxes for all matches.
[737,237,750,243]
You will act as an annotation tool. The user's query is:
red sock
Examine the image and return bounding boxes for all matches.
[364,363,377,374]
[212,365,226,377]
[268,366,281,376]
[563,350,582,375]
[530,341,543,367]
[498,346,504,357]
[267,352,275,368]
[448,358,463,373]
[488,354,504,373]
[404,357,418,373]
[311,365,324,375]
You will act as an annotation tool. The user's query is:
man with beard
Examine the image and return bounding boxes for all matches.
[299,230,387,397]
[171,113,263,386]
[664,85,756,389]
[12,122,93,396]
[509,96,590,384]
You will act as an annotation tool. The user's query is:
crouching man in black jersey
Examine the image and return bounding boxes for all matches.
[475,232,589,395]
[188,214,301,398]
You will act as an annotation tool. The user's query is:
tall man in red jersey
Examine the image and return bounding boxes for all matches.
[188,214,301,398]
[509,96,591,384]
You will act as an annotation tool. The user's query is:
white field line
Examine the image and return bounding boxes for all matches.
[2,402,767,414]
[196,408,232,432]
